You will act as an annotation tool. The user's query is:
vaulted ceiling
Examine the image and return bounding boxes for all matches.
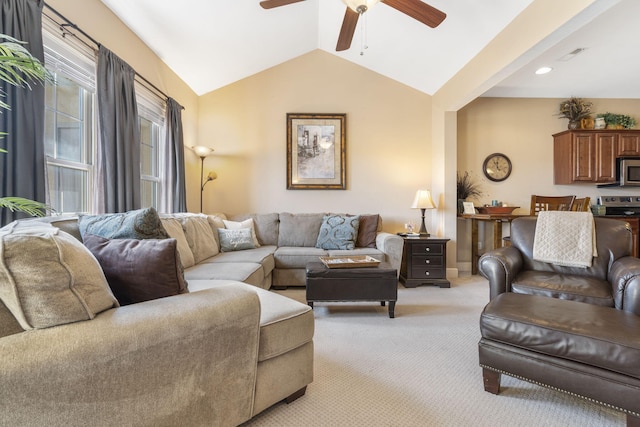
[101,0,640,99]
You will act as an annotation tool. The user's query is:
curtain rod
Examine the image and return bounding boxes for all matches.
[43,2,174,103]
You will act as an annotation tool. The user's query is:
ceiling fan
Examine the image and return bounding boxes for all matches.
[260,0,446,52]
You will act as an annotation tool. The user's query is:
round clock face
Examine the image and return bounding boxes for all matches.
[483,153,512,182]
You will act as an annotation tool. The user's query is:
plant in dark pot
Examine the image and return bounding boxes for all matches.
[457,171,482,214]
[557,97,592,129]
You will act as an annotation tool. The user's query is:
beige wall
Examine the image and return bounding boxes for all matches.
[197,50,433,233]
[456,97,640,267]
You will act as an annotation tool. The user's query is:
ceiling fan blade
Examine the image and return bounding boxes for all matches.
[382,0,446,28]
[259,0,305,9]
[336,7,360,51]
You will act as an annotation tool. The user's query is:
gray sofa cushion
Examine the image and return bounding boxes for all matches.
[278,213,324,247]
[274,246,328,269]
[184,262,265,288]
[205,246,276,276]
[229,213,280,246]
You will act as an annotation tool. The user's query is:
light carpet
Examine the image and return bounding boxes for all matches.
[242,275,624,427]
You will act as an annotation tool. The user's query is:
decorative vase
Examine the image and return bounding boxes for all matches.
[458,199,465,215]
[568,119,580,130]
[594,117,606,129]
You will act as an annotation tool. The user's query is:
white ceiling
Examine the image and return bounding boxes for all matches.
[100,0,640,99]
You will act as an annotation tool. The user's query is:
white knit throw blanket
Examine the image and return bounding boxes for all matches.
[532,211,597,268]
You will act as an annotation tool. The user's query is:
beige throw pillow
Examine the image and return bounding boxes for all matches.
[0,224,118,330]
[179,215,219,263]
[161,217,195,268]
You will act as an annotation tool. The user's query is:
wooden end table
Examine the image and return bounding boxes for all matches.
[399,236,450,288]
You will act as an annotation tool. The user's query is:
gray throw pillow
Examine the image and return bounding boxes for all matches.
[78,207,169,240]
[316,214,360,250]
[83,234,188,306]
[218,228,256,252]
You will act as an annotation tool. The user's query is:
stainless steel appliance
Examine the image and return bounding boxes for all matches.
[598,195,640,216]
[597,157,640,188]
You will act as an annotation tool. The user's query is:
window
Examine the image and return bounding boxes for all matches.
[43,18,96,215]
[137,84,166,210]
[43,17,168,214]
[44,72,94,214]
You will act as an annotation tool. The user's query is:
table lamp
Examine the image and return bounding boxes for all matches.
[411,189,436,236]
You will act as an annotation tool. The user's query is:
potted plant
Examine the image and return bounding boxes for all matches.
[596,112,636,129]
[557,97,593,129]
[0,35,50,217]
[456,171,482,214]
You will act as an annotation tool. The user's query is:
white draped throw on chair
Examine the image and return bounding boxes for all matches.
[532,211,597,268]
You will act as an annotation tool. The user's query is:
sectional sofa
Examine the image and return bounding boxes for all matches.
[0,209,401,426]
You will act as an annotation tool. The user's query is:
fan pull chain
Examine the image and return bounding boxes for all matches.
[360,11,368,56]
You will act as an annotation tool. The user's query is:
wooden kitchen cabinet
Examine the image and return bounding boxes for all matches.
[553,130,640,184]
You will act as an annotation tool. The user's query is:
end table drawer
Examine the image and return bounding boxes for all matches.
[410,243,443,255]
[411,266,445,279]
[412,255,443,267]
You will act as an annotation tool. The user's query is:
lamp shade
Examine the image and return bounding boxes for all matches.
[411,190,436,209]
[192,145,214,158]
[341,0,382,12]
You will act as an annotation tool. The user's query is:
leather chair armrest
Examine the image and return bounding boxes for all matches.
[478,246,524,300]
[609,256,640,315]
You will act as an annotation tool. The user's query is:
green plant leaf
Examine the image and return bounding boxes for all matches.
[0,197,50,217]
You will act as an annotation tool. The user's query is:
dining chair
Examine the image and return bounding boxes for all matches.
[570,197,591,212]
[503,195,576,247]
[530,195,576,215]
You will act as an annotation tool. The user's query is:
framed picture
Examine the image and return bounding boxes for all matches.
[463,202,476,214]
[287,113,346,190]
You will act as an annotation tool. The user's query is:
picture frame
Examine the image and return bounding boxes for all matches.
[463,202,476,215]
[287,113,346,190]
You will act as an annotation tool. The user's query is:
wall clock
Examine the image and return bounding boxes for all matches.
[482,153,512,182]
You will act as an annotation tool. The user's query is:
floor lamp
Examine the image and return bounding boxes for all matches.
[411,189,436,236]
[192,146,215,212]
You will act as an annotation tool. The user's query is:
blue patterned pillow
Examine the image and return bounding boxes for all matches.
[316,215,360,250]
[78,207,169,240]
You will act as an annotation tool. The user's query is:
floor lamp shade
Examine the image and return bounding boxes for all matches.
[411,190,436,236]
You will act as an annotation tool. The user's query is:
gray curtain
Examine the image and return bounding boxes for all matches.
[163,97,186,213]
[0,0,45,225]
[96,46,140,213]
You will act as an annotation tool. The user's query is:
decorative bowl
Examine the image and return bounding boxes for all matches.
[475,206,519,215]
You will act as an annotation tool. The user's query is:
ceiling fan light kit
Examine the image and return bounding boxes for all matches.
[341,0,382,13]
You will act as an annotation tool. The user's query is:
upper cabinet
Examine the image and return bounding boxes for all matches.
[553,130,640,184]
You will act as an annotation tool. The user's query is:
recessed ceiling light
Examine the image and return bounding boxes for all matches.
[535,66,553,75]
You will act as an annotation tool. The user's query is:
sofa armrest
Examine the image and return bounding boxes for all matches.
[609,256,640,315]
[376,232,403,274]
[478,246,524,300]
[0,284,261,426]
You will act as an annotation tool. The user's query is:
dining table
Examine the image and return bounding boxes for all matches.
[460,213,530,274]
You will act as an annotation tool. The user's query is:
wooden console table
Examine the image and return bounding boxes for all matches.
[460,213,529,274]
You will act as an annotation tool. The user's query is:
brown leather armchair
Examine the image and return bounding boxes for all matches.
[478,216,640,425]
[479,216,640,315]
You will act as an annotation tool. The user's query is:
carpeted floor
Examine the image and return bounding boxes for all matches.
[242,275,625,427]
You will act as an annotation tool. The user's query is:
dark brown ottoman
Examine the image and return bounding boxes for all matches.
[305,261,398,318]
